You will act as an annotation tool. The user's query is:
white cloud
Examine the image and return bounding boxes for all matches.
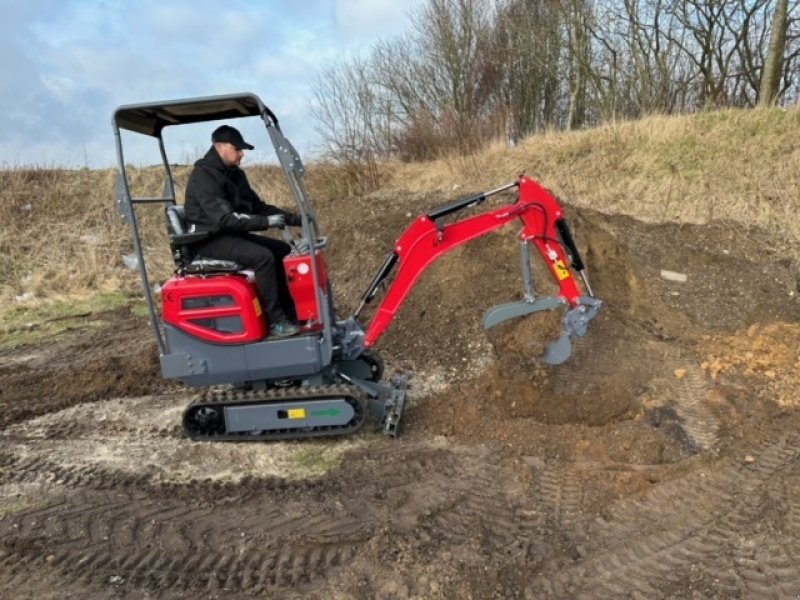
[0,0,419,168]
[39,74,79,101]
[334,0,421,41]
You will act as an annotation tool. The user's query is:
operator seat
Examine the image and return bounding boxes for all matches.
[165,205,242,275]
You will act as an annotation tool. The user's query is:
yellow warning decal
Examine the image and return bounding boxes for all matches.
[288,408,307,420]
[554,260,571,281]
[253,297,262,317]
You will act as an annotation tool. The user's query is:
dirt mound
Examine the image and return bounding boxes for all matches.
[701,322,800,407]
[2,192,800,599]
[402,208,798,450]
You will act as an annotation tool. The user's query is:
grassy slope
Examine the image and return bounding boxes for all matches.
[0,106,797,311]
[393,107,799,240]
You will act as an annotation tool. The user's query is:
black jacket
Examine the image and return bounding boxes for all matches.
[184,147,300,234]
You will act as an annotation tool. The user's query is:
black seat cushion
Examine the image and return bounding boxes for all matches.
[185,258,243,273]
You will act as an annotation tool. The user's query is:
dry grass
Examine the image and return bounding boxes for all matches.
[388,107,800,259]
[1,106,797,308]
[0,168,132,300]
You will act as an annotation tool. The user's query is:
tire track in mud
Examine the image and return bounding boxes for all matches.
[534,466,582,531]
[2,441,526,596]
[3,405,797,598]
[0,448,349,505]
[7,405,186,441]
[669,364,718,452]
[417,466,538,556]
[720,457,800,598]
[0,346,43,368]
[0,441,560,596]
[526,434,800,598]
[784,463,800,537]
[0,481,375,594]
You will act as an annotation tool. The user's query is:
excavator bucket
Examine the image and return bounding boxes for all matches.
[543,296,602,364]
[542,331,572,365]
[480,195,602,366]
[483,295,602,365]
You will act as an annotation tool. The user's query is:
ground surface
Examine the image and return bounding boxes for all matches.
[1,195,799,599]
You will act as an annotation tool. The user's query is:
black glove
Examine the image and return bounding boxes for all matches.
[266,214,287,229]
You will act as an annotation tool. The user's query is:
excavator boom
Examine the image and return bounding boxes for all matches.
[360,176,601,362]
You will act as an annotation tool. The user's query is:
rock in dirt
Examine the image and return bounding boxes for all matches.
[660,269,688,282]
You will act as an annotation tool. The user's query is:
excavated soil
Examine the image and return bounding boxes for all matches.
[1,193,799,599]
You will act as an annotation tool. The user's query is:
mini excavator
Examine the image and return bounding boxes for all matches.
[113,93,602,441]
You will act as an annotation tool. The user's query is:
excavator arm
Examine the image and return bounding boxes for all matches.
[359,176,601,362]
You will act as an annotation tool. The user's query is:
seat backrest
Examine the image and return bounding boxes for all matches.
[163,205,241,274]
[166,205,187,236]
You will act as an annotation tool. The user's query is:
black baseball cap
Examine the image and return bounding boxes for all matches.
[211,125,254,150]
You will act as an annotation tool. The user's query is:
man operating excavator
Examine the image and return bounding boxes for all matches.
[184,124,301,338]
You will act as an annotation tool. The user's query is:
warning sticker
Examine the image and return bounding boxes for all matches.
[288,408,307,420]
[554,260,570,281]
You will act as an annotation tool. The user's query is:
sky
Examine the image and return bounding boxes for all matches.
[0,0,421,168]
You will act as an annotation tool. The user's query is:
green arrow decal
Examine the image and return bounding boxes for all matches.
[310,408,341,417]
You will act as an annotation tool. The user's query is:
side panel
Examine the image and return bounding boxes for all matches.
[284,251,329,323]
[162,325,325,386]
[225,399,355,432]
[243,335,325,378]
[162,275,267,344]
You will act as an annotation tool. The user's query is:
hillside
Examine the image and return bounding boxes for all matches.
[1,107,799,599]
[0,106,798,307]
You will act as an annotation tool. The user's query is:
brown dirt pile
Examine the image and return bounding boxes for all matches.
[1,191,800,600]
[702,322,800,407]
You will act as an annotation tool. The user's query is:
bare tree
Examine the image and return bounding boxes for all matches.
[493,0,563,142]
[311,57,391,192]
[564,0,592,129]
[311,0,800,171]
[622,0,687,113]
[760,0,790,105]
[667,0,777,109]
[410,0,501,152]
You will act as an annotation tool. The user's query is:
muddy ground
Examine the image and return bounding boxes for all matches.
[1,191,799,599]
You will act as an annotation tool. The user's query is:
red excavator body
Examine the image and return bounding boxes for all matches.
[113,93,601,442]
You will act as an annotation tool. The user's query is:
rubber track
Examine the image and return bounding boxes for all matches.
[184,384,369,441]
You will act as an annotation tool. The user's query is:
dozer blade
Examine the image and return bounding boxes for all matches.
[483,296,565,329]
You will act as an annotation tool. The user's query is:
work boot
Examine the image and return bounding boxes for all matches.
[270,320,299,338]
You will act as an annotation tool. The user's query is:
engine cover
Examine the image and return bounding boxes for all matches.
[161,274,267,344]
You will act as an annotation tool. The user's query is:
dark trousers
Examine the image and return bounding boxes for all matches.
[195,233,297,324]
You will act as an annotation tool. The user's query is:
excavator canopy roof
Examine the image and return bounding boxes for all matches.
[113,92,277,137]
